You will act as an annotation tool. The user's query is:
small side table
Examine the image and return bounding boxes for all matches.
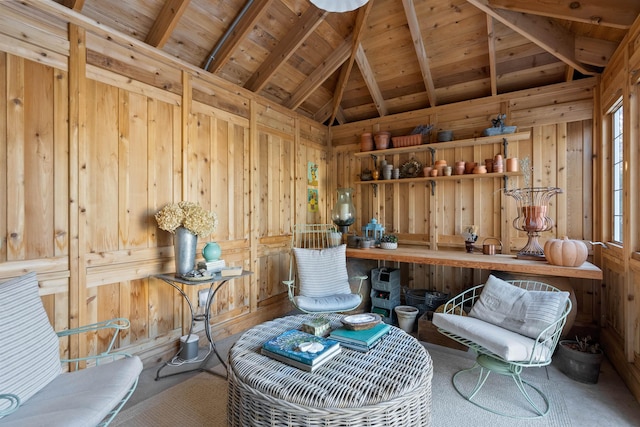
[153,270,252,380]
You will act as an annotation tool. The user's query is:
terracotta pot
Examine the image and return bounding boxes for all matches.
[506,157,519,172]
[374,132,391,150]
[473,165,487,174]
[360,133,374,151]
[465,162,477,174]
[454,165,465,175]
[485,159,493,173]
[522,205,547,231]
[423,166,433,177]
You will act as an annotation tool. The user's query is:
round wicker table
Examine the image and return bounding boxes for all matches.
[227,314,433,426]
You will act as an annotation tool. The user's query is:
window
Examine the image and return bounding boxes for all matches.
[612,104,623,243]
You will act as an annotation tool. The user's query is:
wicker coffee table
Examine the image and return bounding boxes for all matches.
[227,314,432,426]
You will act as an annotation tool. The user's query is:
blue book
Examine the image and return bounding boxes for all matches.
[328,322,391,346]
[261,329,341,367]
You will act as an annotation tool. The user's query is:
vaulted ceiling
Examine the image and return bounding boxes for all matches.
[56,0,637,125]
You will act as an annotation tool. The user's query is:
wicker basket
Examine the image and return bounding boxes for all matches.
[392,134,422,147]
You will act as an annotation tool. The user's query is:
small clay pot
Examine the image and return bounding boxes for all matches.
[465,162,477,174]
[360,133,374,151]
[506,157,519,172]
[430,169,438,177]
[423,166,433,177]
[473,165,487,174]
[454,165,465,175]
[374,132,391,150]
[485,159,493,173]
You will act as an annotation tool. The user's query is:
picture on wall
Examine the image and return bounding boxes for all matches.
[308,189,319,212]
[308,162,318,187]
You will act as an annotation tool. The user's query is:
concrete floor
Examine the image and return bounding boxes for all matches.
[125,332,640,426]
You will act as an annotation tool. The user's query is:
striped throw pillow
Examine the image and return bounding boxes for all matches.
[293,244,351,298]
[0,272,61,414]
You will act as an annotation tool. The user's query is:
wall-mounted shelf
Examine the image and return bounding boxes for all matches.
[355,171,523,185]
[353,130,531,162]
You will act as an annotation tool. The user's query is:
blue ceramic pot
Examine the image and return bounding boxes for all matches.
[202,242,222,261]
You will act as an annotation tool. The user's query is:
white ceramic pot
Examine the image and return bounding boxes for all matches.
[380,242,398,250]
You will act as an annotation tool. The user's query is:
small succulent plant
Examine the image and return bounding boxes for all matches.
[380,234,398,243]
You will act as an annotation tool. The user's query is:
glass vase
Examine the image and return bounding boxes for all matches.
[331,188,356,234]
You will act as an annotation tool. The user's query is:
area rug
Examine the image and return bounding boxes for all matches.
[112,344,571,426]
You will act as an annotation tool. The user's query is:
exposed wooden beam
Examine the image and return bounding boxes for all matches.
[61,0,85,11]
[489,0,639,29]
[145,0,191,48]
[206,0,274,74]
[244,5,328,92]
[329,1,374,125]
[402,0,436,107]
[284,36,353,110]
[354,43,388,117]
[467,0,597,76]
[575,36,618,67]
[486,16,497,96]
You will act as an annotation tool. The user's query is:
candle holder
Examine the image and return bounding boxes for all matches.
[331,187,356,235]
[504,187,562,260]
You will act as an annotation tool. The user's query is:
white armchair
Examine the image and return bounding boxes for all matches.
[0,272,142,427]
[283,224,367,314]
[433,275,571,419]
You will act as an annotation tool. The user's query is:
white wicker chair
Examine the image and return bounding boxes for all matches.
[433,275,571,419]
[0,272,142,427]
[282,224,367,314]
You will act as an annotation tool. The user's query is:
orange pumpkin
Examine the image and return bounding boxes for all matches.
[544,237,588,267]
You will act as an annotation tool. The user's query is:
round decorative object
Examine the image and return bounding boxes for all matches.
[544,236,588,267]
[202,241,222,261]
[400,159,423,178]
[341,313,381,330]
[380,242,398,250]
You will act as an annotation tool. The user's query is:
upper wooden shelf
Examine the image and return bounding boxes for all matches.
[355,171,522,185]
[353,131,531,158]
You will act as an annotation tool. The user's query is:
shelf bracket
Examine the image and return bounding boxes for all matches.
[372,183,378,197]
[430,180,436,196]
[369,153,378,168]
[503,174,509,190]
[428,147,436,165]
[502,137,509,158]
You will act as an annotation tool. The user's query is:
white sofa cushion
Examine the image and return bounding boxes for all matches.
[293,244,351,297]
[468,275,569,339]
[432,313,552,362]
[294,293,362,312]
[0,272,61,414]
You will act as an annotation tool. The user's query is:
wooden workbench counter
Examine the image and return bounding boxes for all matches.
[346,246,603,280]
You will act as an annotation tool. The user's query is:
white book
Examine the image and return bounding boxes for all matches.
[220,266,243,277]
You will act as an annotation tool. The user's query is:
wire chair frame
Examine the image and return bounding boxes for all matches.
[438,279,572,419]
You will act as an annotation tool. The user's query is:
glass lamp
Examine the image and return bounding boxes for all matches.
[331,187,356,234]
[310,0,369,12]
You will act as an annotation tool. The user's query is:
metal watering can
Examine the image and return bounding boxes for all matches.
[482,237,502,255]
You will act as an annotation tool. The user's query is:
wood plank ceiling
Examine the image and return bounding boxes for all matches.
[56,0,636,126]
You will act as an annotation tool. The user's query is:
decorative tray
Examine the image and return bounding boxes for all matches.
[341,313,382,330]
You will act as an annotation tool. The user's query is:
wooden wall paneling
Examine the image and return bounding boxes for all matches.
[0,53,5,262]
[54,67,69,260]
[6,54,25,261]
[118,90,149,250]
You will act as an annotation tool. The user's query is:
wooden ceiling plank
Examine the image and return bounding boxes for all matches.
[145,0,191,48]
[467,0,596,76]
[61,0,85,12]
[402,0,436,107]
[354,43,388,117]
[575,36,618,67]
[329,1,374,125]
[487,15,498,96]
[489,0,638,29]
[285,36,353,110]
[206,0,274,74]
[244,5,328,92]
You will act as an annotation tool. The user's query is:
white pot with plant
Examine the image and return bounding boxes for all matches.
[380,234,398,250]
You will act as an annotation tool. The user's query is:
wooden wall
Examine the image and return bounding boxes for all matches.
[596,14,640,402]
[0,2,331,364]
[331,78,599,327]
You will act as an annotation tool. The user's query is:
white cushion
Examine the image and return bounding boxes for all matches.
[468,275,569,339]
[0,272,61,415]
[293,244,351,298]
[433,313,552,363]
[294,293,362,312]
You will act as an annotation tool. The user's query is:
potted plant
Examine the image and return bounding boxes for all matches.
[380,234,398,250]
[556,335,604,384]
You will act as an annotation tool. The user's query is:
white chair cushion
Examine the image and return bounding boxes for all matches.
[294,293,362,313]
[468,275,569,339]
[0,356,143,427]
[0,272,61,414]
[293,244,351,298]
[432,313,552,362]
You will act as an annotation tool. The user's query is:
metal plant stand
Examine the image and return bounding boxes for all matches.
[504,187,562,260]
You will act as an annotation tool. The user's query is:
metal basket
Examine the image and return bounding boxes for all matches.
[404,288,449,316]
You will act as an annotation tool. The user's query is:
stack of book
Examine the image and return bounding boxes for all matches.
[197,259,226,273]
[261,329,341,372]
[328,322,391,352]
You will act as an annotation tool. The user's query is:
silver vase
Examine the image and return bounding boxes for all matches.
[174,226,197,276]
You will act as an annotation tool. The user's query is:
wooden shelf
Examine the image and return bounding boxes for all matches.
[355,171,522,185]
[353,131,531,158]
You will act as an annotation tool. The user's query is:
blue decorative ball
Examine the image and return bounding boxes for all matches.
[202,242,221,261]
